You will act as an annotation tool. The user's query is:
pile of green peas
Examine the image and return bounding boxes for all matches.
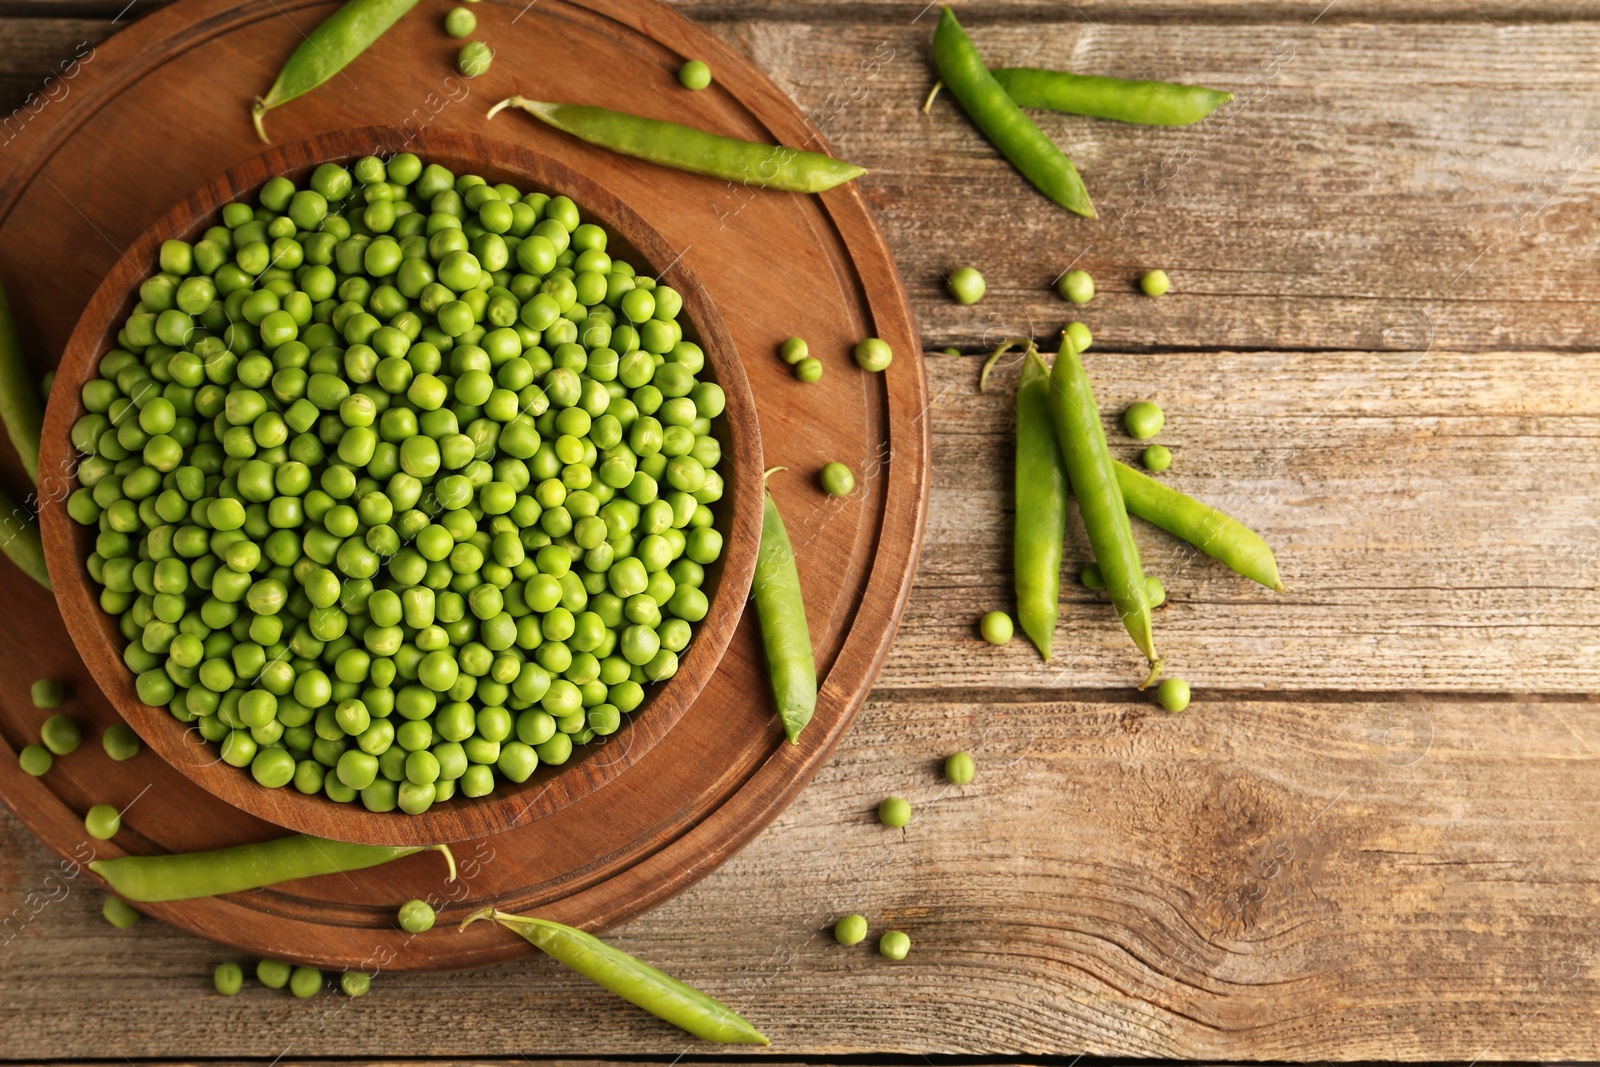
[65,152,729,815]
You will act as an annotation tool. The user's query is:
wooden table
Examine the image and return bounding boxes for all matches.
[2,0,1598,1060]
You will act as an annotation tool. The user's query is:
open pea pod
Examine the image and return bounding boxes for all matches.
[462,908,769,1045]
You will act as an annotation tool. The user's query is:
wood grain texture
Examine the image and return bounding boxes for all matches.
[7,17,1600,354]
[3,690,1597,1059]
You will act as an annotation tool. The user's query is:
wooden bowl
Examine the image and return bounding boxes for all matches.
[38,127,762,847]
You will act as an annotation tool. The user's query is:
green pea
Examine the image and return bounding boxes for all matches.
[795,356,823,382]
[1157,677,1191,713]
[18,743,52,776]
[944,751,975,785]
[40,714,82,755]
[1123,400,1164,440]
[289,965,323,998]
[85,802,121,840]
[256,958,292,989]
[102,896,142,929]
[879,930,911,960]
[1079,563,1104,590]
[946,266,985,304]
[854,337,892,372]
[458,40,493,78]
[979,610,1013,645]
[102,723,142,761]
[31,678,64,708]
[1141,444,1172,472]
[1145,576,1167,608]
[834,913,868,946]
[397,898,436,933]
[213,961,244,995]
[1140,269,1171,297]
[778,336,808,365]
[878,795,911,828]
[340,970,372,997]
[1058,268,1094,304]
[820,461,854,497]
[1064,320,1091,353]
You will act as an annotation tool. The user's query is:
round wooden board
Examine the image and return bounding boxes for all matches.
[0,0,926,970]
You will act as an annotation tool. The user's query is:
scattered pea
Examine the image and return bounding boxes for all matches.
[944,751,975,785]
[1157,676,1191,713]
[214,961,244,996]
[40,714,81,755]
[879,930,911,960]
[101,896,141,929]
[18,743,51,776]
[854,337,893,373]
[779,336,809,365]
[941,346,961,357]
[979,610,1013,645]
[1145,576,1166,608]
[678,59,712,90]
[1140,269,1170,298]
[31,678,64,708]
[458,41,493,77]
[946,267,985,305]
[1080,563,1104,590]
[444,6,476,36]
[102,723,141,761]
[820,462,855,497]
[84,803,121,840]
[398,898,436,933]
[257,958,292,988]
[289,965,323,998]
[1064,320,1091,353]
[796,356,823,382]
[1058,268,1094,304]
[1124,401,1165,440]
[340,970,372,997]
[1141,444,1172,472]
[877,795,911,828]
[833,913,868,946]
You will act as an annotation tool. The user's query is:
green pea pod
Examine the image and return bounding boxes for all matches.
[752,468,816,743]
[991,68,1232,127]
[1046,334,1158,678]
[1114,462,1283,592]
[1014,348,1067,659]
[0,480,48,589]
[488,97,866,194]
[930,7,1095,218]
[461,908,770,1045]
[251,0,423,143]
[89,835,456,902]
[0,279,43,484]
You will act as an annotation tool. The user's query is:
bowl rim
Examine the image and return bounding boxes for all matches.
[37,126,763,846]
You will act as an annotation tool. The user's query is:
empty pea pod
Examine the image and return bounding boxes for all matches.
[487,97,866,194]
[252,0,423,143]
[89,834,456,902]
[0,279,43,484]
[990,68,1232,126]
[752,468,817,743]
[929,7,1095,218]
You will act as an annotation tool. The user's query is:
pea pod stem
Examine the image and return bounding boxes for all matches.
[461,908,770,1045]
[1046,331,1159,679]
[930,7,1095,218]
[252,0,422,143]
[752,468,817,743]
[488,97,866,194]
[0,279,43,484]
[89,835,456,902]
[1014,346,1067,659]
[992,68,1232,127]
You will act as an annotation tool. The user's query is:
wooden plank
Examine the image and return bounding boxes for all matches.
[3,692,1596,1059]
[9,16,1600,352]
[876,349,1600,692]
